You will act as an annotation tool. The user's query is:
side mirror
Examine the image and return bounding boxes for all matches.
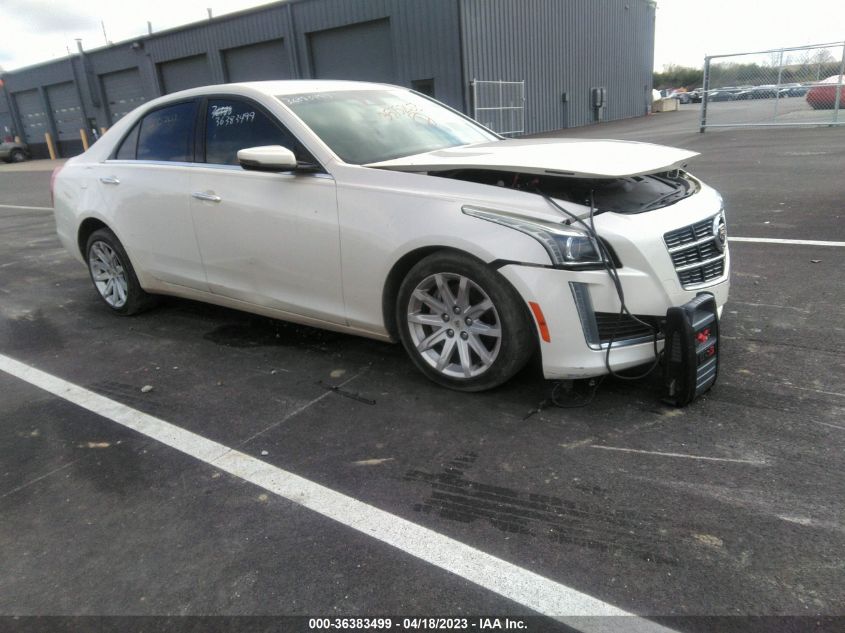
[237,145,298,172]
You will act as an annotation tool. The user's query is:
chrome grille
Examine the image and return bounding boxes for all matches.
[664,213,727,289]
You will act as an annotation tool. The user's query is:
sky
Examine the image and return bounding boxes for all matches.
[653,0,845,69]
[1,0,845,73]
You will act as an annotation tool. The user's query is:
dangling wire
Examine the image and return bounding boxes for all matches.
[537,190,663,383]
[550,377,604,408]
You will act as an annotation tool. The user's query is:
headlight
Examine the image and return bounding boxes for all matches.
[462,205,604,268]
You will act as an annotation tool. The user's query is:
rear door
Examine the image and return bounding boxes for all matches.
[188,97,344,324]
[99,99,208,290]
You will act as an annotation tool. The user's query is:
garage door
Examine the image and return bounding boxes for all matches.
[13,89,47,145]
[159,54,213,94]
[224,39,291,82]
[308,19,395,83]
[101,68,146,124]
[46,82,84,143]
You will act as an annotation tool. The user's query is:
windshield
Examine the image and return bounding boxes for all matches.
[278,89,497,164]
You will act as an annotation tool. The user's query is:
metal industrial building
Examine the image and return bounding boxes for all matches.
[0,0,656,159]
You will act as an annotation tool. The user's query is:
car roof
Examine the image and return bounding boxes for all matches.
[238,80,402,95]
[165,80,404,100]
[77,80,412,163]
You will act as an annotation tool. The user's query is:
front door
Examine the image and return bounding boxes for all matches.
[188,97,344,324]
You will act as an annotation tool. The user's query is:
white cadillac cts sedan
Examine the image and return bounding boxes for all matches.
[53,81,729,391]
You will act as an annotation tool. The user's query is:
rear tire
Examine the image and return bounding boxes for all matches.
[9,149,26,163]
[396,251,535,392]
[86,228,158,315]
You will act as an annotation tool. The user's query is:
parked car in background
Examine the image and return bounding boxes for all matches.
[0,140,30,163]
[52,80,729,391]
[707,89,736,102]
[688,88,703,103]
[806,75,845,109]
[776,83,807,98]
[668,90,691,104]
[734,85,777,100]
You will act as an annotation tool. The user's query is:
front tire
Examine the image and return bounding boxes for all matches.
[396,251,535,392]
[86,228,158,315]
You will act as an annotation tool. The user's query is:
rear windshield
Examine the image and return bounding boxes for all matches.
[278,89,496,165]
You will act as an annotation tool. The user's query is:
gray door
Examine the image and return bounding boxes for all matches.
[13,89,47,144]
[101,68,146,124]
[159,54,212,94]
[224,39,291,82]
[308,19,395,83]
[46,82,84,143]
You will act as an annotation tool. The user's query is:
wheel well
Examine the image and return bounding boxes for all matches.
[381,246,533,342]
[382,246,456,341]
[77,218,108,258]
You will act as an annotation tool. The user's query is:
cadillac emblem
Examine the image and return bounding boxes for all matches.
[712,213,727,253]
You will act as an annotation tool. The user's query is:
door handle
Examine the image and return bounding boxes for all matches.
[192,191,222,203]
[99,176,120,185]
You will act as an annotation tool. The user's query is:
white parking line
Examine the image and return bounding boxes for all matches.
[730,237,845,247]
[590,445,766,465]
[0,204,53,211]
[0,352,675,633]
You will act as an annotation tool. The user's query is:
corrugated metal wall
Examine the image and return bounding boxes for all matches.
[460,0,655,133]
[0,0,654,156]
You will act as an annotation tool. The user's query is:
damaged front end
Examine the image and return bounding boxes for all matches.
[429,168,700,215]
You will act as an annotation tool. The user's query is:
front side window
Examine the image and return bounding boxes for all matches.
[204,99,308,166]
[136,101,196,162]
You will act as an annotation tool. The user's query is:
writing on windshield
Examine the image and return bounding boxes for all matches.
[279,90,496,164]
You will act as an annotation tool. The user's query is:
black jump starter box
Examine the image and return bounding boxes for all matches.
[662,292,720,406]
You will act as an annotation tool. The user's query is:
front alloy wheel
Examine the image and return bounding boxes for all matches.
[407,272,502,379]
[396,252,535,392]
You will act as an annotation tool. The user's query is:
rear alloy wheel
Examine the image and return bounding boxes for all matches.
[86,228,158,315]
[397,252,535,391]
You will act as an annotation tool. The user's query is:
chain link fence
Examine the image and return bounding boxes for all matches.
[470,79,525,136]
[700,42,845,131]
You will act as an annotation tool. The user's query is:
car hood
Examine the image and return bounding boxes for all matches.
[364,138,699,178]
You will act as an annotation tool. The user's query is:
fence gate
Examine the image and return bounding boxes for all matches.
[471,79,525,136]
[700,41,845,131]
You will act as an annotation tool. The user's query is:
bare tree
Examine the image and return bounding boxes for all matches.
[810,48,835,80]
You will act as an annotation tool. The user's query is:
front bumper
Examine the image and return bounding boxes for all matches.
[498,256,730,380]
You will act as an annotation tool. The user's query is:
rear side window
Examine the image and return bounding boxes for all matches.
[115,123,140,160]
[204,98,310,166]
[136,101,196,162]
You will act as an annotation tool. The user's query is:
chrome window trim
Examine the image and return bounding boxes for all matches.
[102,159,334,179]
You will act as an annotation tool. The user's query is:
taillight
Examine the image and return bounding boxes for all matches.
[50,166,62,207]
